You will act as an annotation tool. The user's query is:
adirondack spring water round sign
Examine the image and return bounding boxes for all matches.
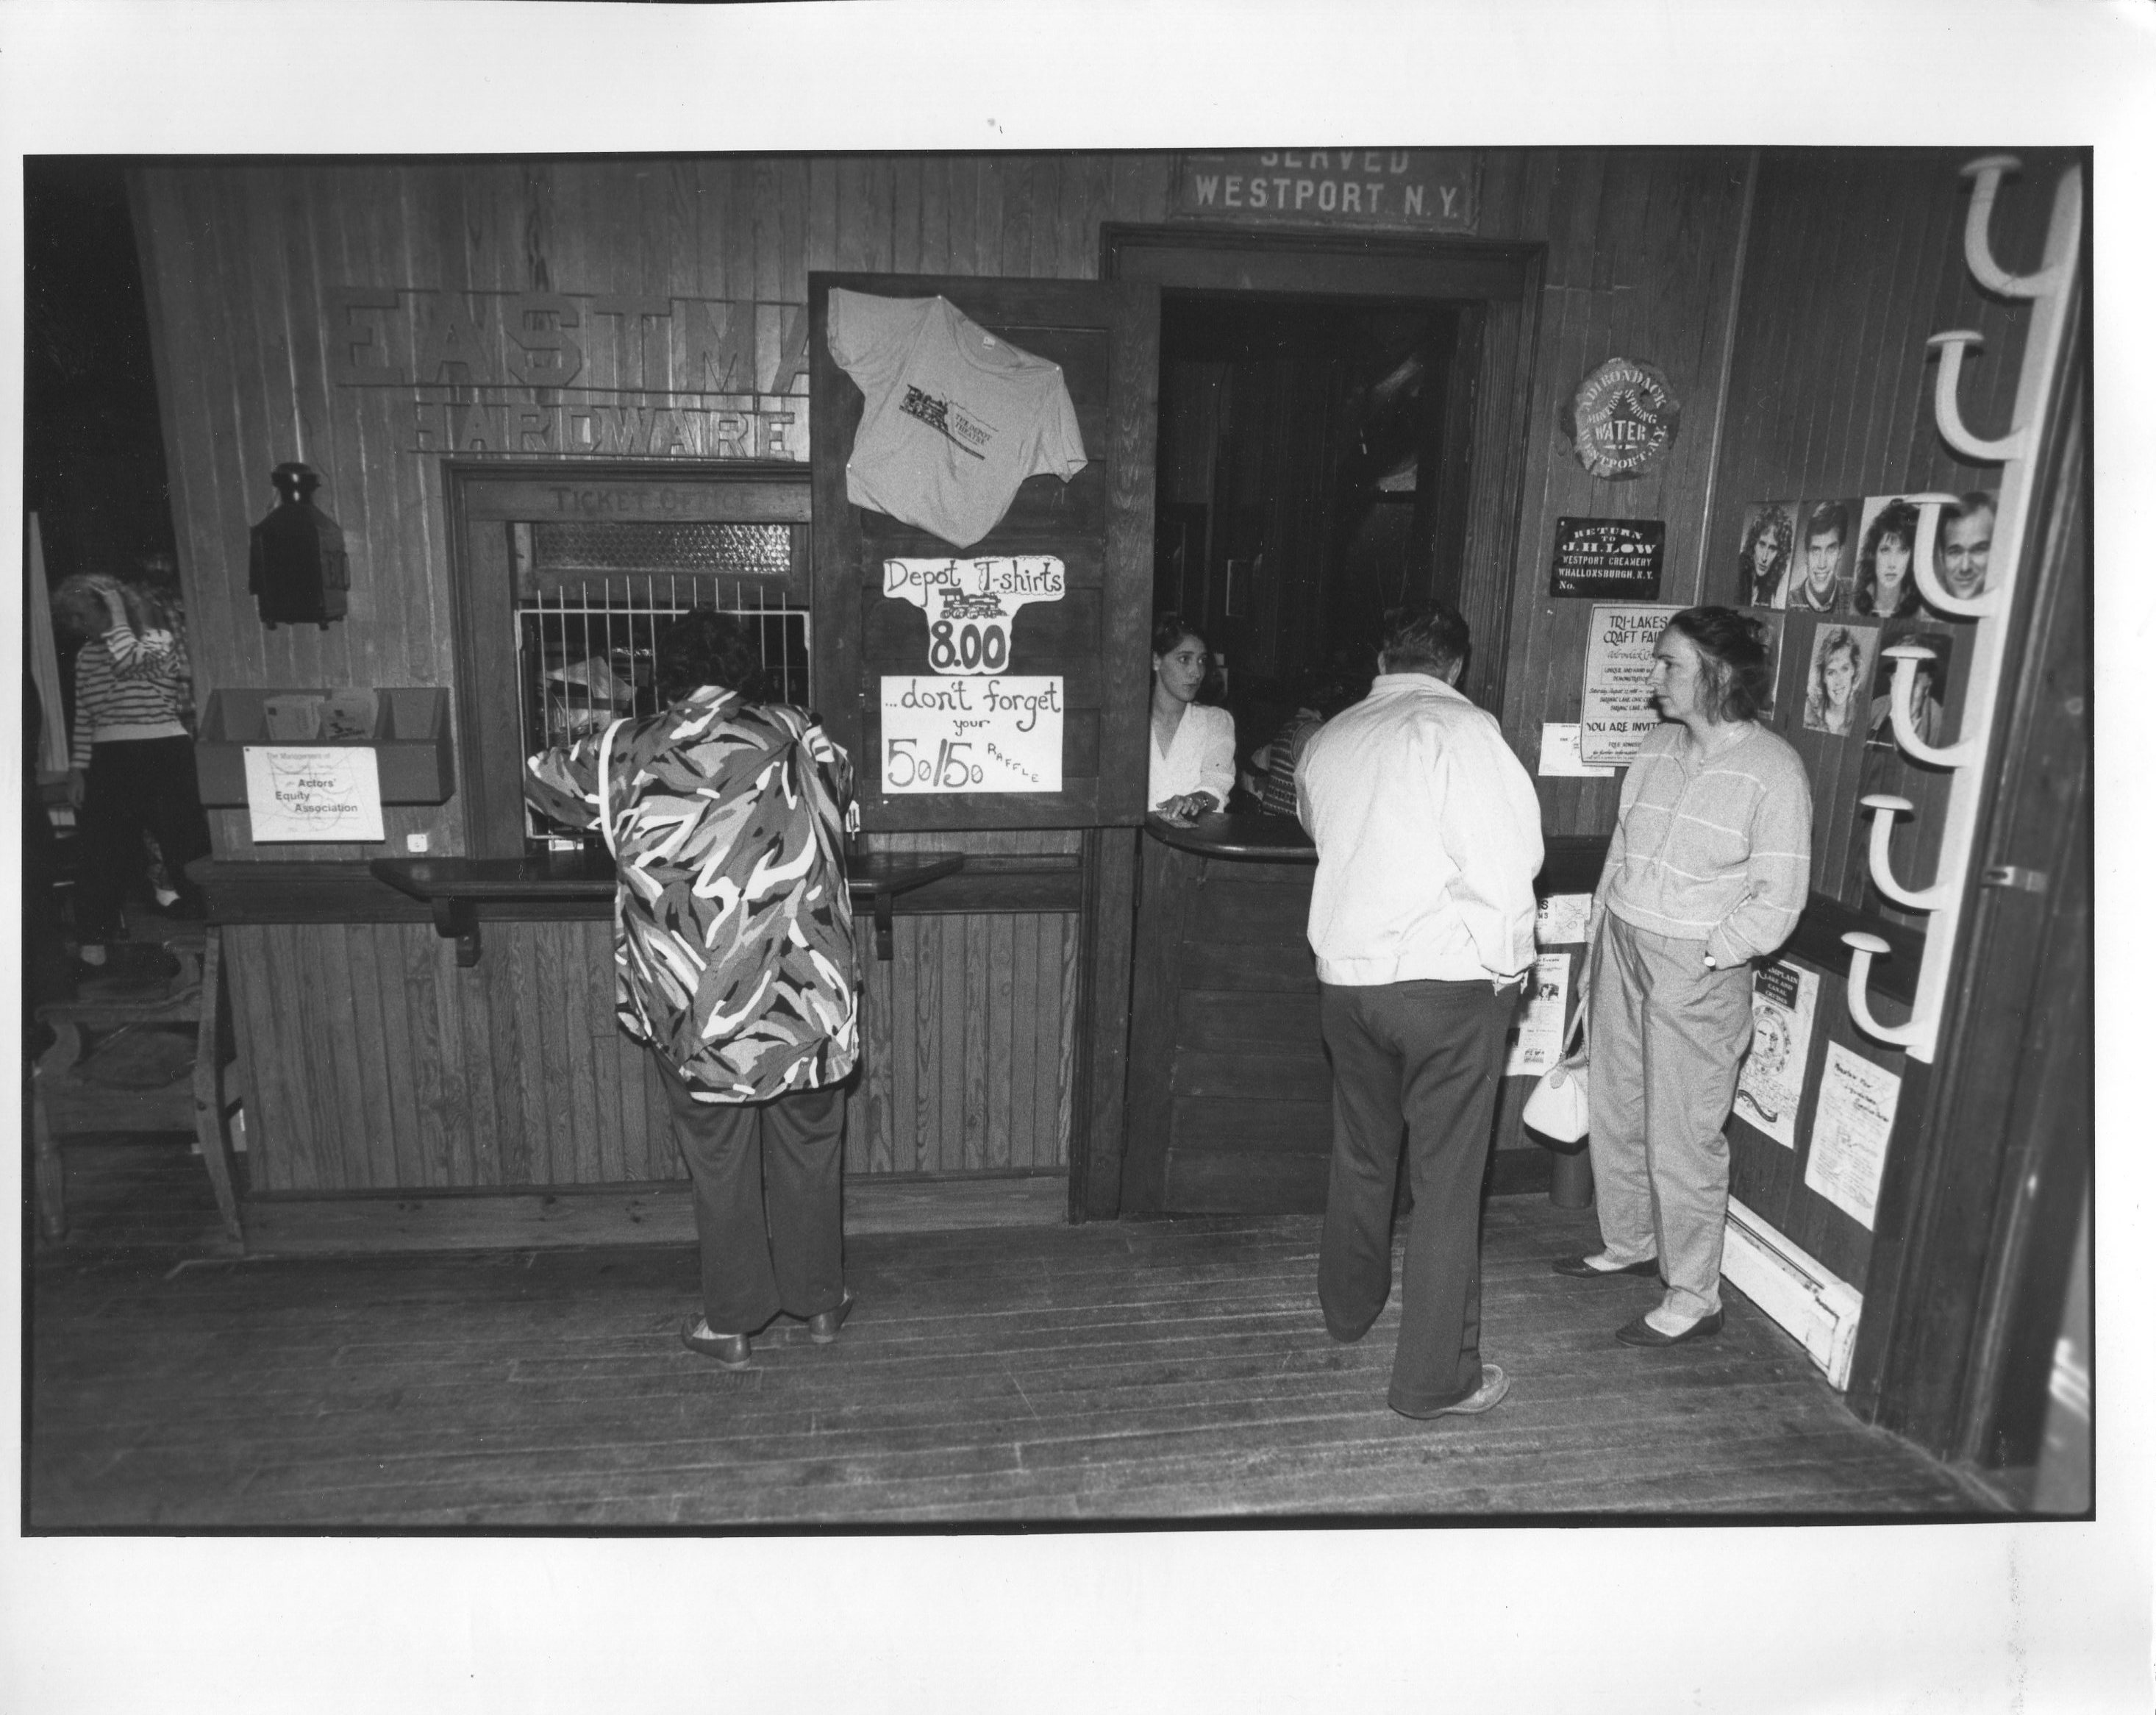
[1561,357,1681,480]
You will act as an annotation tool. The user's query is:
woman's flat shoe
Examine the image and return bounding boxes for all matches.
[807,1296,854,1344]
[679,1316,752,1368]
[1615,1310,1724,1347]
[1552,1255,1660,1280]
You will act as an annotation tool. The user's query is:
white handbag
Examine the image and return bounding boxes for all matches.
[1522,996,1591,1147]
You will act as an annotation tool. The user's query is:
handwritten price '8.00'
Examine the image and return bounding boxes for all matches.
[927,618,1010,675]
[885,738,986,790]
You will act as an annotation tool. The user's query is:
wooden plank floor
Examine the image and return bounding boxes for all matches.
[26,1138,1994,1527]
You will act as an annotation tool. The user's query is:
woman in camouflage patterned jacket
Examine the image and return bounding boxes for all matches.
[526,610,859,1368]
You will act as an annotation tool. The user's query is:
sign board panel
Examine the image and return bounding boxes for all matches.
[879,676,1064,794]
[1579,603,1684,767]
[882,556,1065,676]
[1560,357,1681,480]
[1171,150,1479,232]
[1550,516,1665,599]
[243,745,385,842]
[1804,1043,1902,1231]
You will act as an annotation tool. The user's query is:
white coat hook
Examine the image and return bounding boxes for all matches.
[1961,156,2034,299]
[1857,794,1944,910]
[1882,643,1973,769]
[1907,490,1999,619]
[1841,932,1925,1049]
[1929,331,2023,465]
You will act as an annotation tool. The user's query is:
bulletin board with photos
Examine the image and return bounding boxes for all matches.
[1733,490,1993,924]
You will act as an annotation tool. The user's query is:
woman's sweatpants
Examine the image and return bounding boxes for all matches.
[657,1063,846,1336]
[1586,916,1756,1322]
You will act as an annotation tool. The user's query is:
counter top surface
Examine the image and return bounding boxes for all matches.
[370,850,965,902]
[1145,811,1316,862]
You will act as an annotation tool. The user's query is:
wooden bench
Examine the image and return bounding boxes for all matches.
[29,922,244,1244]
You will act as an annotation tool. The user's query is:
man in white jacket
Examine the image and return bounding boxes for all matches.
[1296,605,1544,1420]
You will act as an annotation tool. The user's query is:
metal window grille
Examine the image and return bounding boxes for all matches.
[514,520,810,850]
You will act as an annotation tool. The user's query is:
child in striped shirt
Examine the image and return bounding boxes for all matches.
[54,572,213,944]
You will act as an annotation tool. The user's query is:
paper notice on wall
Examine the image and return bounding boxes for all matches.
[879,675,1063,794]
[1803,1042,1902,1230]
[1579,602,1684,766]
[1504,952,1572,1077]
[1535,893,1595,946]
[243,745,385,843]
[1537,721,1616,777]
[882,556,1065,676]
[1735,960,1818,1149]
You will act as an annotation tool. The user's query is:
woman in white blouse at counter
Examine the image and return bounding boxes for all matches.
[1148,613,1235,821]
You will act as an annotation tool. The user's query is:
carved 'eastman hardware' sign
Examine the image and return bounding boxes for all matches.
[325,288,810,461]
[1171,151,1480,232]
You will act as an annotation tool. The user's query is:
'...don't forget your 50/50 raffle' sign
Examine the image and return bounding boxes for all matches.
[879,677,1063,794]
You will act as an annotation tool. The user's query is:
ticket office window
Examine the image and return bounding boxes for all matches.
[448,462,813,858]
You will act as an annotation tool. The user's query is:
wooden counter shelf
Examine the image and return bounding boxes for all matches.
[1119,816,1921,1216]
[368,849,966,966]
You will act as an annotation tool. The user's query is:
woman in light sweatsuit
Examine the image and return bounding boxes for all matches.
[1560,607,1812,1347]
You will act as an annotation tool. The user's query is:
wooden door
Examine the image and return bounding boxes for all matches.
[808,274,1161,830]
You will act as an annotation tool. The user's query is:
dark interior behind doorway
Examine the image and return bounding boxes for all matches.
[1152,292,1465,787]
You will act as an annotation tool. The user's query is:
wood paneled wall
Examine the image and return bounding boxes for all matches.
[1697,148,2062,1294]
[130,149,1764,863]
[1485,149,1755,827]
[1706,148,2053,912]
[229,908,1074,1194]
[129,149,1849,1196]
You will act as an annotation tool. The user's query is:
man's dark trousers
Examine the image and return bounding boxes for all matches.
[1318,977,1517,1414]
[657,1065,846,1336]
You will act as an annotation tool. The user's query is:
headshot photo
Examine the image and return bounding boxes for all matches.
[1802,621,1880,738]
[1852,496,1924,619]
[1737,501,1797,608]
[1932,491,1997,605]
[1788,499,1856,613]
[1866,627,1955,749]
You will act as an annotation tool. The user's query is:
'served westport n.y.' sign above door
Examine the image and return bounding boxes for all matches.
[326,288,810,460]
[1171,151,1480,232]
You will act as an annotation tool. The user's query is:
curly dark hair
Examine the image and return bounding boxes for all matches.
[654,609,769,705]
[1151,611,1222,703]
[1379,603,1471,679]
[1738,504,1793,605]
[1854,499,1921,618]
[1665,606,1774,722]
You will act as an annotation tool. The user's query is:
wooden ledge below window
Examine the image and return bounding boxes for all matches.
[367,851,965,966]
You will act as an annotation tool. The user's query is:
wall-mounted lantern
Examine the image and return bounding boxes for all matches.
[249,461,350,630]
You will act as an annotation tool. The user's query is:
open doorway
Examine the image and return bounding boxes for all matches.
[1152,291,1469,797]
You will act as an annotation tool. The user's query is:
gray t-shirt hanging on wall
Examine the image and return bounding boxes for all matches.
[828,290,1088,550]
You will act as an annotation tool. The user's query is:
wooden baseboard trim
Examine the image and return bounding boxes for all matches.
[240,1172,1071,1257]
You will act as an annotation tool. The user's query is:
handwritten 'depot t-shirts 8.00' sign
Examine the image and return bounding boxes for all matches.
[1579,603,1683,767]
[879,556,1065,794]
[882,555,1065,675]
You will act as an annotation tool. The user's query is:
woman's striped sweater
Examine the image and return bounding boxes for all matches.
[70,624,195,770]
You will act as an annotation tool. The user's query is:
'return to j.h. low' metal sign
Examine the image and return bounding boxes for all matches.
[1171,151,1480,232]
